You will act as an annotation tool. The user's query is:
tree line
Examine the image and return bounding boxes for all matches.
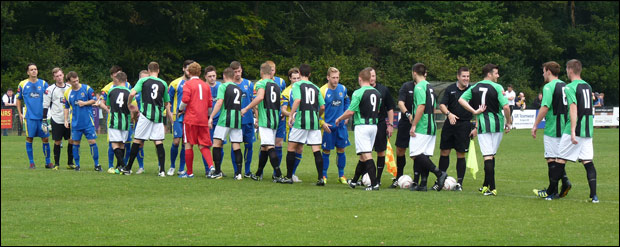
[1,1,618,105]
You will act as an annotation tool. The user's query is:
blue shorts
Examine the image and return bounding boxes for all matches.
[126,123,135,142]
[241,122,256,143]
[276,119,287,140]
[322,125,350,150]
[25,119,49,138]
[72,126,97,141]
[173,121,184,139]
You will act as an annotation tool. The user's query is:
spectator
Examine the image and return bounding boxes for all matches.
[516,92,526,110]
[531,93,542,109]
[593,92,601,107]
[2,89,17,136]
[504,85,516,120]
[595,93,604,107]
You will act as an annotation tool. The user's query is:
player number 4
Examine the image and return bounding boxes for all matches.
[116,92,124,108]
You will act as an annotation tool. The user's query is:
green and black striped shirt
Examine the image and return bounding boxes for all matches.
[216,82,243,129]
[106,86,132,131]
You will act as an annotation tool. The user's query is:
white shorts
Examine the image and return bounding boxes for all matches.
[213,125,243,143]
[409,134,436,157]
[558,134,593,162]
[133,113,165,141]
[478,132,503,156]
[289,128,322,145]
[354,125,377,154]
[543,136,561,159]
[108,129,129,143]
[259,127,277,146]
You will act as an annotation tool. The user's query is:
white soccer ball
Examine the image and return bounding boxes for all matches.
[443,176,457,191]
[362,173,371,187]
[397,175,413,189]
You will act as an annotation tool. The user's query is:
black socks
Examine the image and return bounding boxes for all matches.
[286,151,296,178]
[439,155,449,172]
[396,155,406,180]
[584,162,597,197]
[114,148,124,169]
[213,147,223,173]
[376,156,385,184]
[155,144,165,173]
[234,149,242,175]
[54,144,61,165]
[126,143,141,170]
[313,151,323,180]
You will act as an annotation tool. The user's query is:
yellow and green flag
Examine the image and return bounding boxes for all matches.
[466,139,479,180]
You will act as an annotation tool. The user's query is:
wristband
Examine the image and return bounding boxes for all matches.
[405,111,412,118]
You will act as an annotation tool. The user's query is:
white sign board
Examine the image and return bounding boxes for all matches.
[511,109,537,129]
[593,107,619,127]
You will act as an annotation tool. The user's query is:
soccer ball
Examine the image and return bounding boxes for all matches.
[397,175,413,189]
[443,176,457,191]
[362,173,371,187]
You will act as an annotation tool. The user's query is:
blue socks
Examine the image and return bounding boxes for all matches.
[26,142,34,164]
[337,152,346,178]
[244,143,253,174]
[275,146,283,167]
[124,142,131,165]
[89,143,99,167]
[108,143,114,168]
[43,142,51,164]
[292,153,302,175]
[231,145,238,174]
[73,144,80,167]
[322,152,330,178]
[170,143,186,171]
[137,147,144,169]
[170,144,179,169]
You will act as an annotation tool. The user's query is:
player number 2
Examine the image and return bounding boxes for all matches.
[233,88,241,104]
[151,84,159,99]
[116,92,124,108]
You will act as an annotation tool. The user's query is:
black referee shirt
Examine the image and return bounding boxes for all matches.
[397,81,414,124]
[440,82,472,121]
[373,82,395,120]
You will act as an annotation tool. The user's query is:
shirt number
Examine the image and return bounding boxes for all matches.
[429,88,435,106]
[270,88,277,103]
[116,92,124,108]
[561,86,567,105]
[305,88,315,104]
[582,89,591,109]
[480,87,488,105]
[370,94,377,111]
[151,84,159,99]
[233,88,241,104]
[198,84,203,100]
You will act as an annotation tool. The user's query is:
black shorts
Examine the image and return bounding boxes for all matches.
[51,119,71,141]
[373,121,387,152]
[395,120,411,149]
[439,120,474,153]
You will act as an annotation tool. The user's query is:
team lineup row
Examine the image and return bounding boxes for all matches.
[14,59,597,201]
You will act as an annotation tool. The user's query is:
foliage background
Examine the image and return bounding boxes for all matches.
[2,1,618,105]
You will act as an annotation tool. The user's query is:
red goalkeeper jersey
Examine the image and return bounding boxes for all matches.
[181,77,212,126]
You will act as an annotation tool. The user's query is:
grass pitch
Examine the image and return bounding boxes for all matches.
[1,129,618,245]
